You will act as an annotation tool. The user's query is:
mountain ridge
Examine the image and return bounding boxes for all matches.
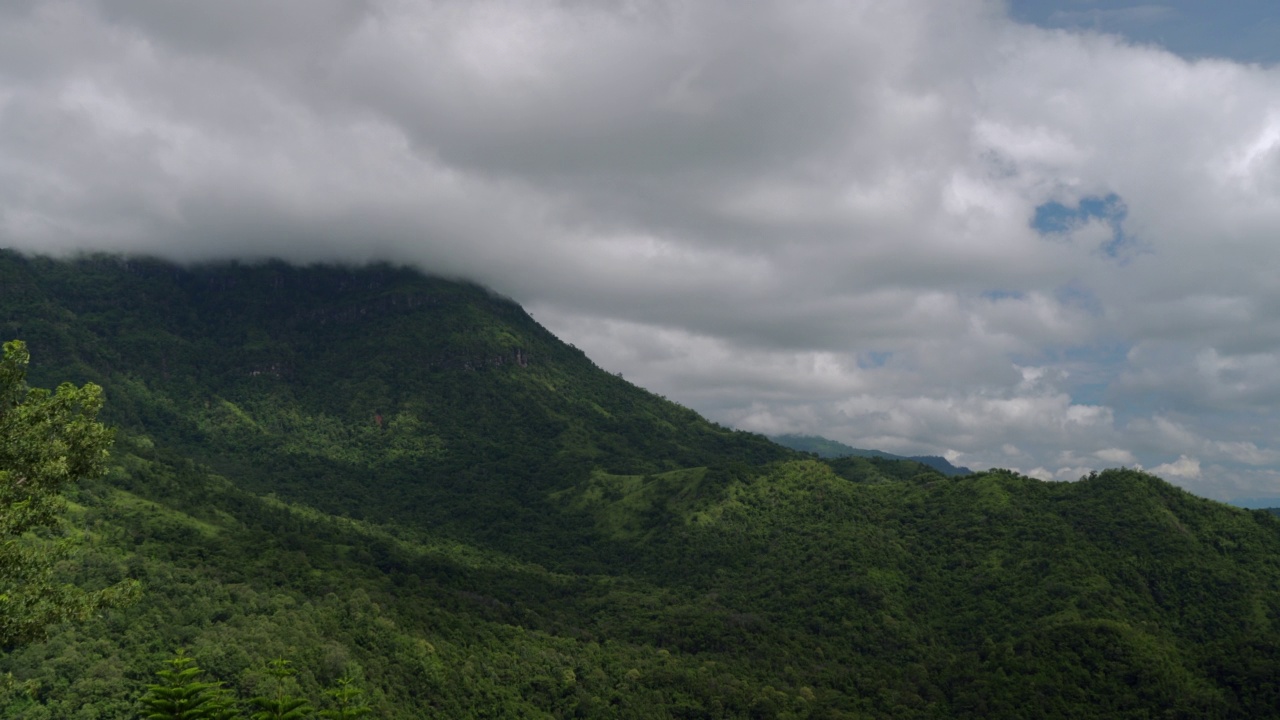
[0,250,791,545]
[2,251,1279,718]
[771,432,974,476]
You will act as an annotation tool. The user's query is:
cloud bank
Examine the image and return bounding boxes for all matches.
[3,0,1280,501]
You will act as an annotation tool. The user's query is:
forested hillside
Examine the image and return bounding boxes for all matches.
[0,252,787,554]
[2,252,1279,718]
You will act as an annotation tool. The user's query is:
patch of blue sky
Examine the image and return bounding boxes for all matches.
[1033,192,1124,234]
[1006,342,1127,367]
[1032,192,1139,260]
[980,289,1026,302]
[1061,342,1130,367]
[1006,342,1128,407]
[857,350,893,369]
[1054,281,1104,316]
[1007,1,1280,65]
[1058,342,1130,406]
[1066,381,1111,407]
[978,284,1102,317]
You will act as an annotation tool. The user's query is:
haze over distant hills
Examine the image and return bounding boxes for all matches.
[1230,497,1280,510]
[771,433,974,476]
[3,252,1280,718]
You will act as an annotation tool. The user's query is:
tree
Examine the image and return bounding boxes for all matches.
[249,658,314,720]
[140,649,242,720]
[319,675,372,719]
[0,339,138,649]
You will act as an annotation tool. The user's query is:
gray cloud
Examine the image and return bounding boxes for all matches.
[3,0,1280,501]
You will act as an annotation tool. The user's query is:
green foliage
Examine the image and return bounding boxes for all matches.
[0,251,791,557]
[140,649,239,720]
[1,254,1280,718]
[0,339,138,650]
[141,651,375,720]
[318,676,371,719]
[248,659,313,720]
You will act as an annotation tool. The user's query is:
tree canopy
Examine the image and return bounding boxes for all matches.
[2,257,1280,717]
[0,339,137,649]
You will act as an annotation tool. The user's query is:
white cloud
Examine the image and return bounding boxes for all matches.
[1151,455,1202,479]
[1095,448,1138,465]
[2,0,1280,500]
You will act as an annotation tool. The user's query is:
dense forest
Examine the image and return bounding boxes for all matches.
[1,251,1279,718]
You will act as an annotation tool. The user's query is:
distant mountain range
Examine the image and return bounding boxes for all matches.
[1230,496,1280,510]
[770,433,973,476]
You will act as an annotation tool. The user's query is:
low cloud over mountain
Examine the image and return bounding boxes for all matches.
[3,0,1280,500]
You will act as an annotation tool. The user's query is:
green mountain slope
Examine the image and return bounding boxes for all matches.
[2,252,1279,718]
[0,251,788,554]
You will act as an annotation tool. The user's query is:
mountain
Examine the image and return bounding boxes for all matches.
[2,252,1280,719]
[772,433,973,476]
[1229,497,1280,509]
[0,251,789,552]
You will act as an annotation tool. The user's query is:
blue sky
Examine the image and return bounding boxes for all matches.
[1008,1,1280,503]
[2,0,1280,503]
[1011,0,1280,64]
